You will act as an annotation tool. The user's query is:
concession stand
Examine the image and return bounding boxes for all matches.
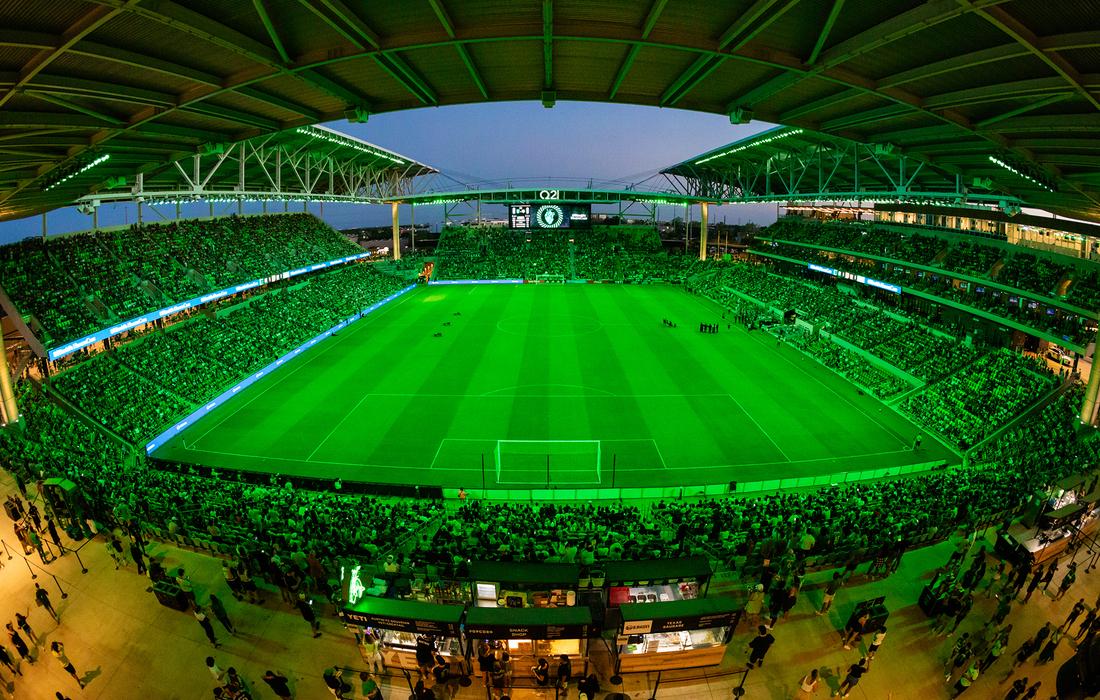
[341,597,467,672]
[464,605,592,674]
[615,597,738,672]
[469,561,581,608]
[603,557,713,606]
[995,476,1100,566]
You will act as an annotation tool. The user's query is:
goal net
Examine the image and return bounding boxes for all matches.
[494,440,602,486]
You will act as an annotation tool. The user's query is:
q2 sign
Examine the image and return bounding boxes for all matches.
[539,189,560,200]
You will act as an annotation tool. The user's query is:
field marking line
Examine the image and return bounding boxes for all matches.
[305,390,375,462]
[682,292,911,450]
[724,393,792,463]
[649,438,669,470]
[187,290,420,448]
[428,440,447,470]
[657,446,919,471]
[480,383,617,397]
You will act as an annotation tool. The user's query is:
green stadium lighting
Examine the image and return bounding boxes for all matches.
[694,129,804,165]
[43,154,110,192]
[988,155,1055,192]
[295,126,405,165]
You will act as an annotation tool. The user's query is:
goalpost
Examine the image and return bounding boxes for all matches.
[494,439,602,485]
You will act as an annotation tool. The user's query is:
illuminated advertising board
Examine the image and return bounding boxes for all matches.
[48,252,370,361]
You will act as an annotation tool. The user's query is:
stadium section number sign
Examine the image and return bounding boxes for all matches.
[509,204,591,229]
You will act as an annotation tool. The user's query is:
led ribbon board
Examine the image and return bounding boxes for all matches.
[143,283,415,455]
[807,263,901,294]
[427,279,524,285]
[47,252,371,361]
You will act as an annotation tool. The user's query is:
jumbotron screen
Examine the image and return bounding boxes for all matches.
[509,203,591,229]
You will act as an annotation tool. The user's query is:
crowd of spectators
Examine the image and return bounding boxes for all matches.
[50,264,406,444]
[900,351,1056,449]
[414,501,695,572]
[573,227,697,282]
[784,330,910,399]
[0,214,361,347]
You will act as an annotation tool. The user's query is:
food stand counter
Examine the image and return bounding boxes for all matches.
[464,605,592,673]
[469,561,580,608]
[616,597,738,672]
[603,556,712,606]
[341,597,466,671]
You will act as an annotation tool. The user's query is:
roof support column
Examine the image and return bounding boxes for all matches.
[1081,330,1100,425]
[410,204,416,252]
[698,201,709,261]
[392,201,401,260]
[0,331,20,428]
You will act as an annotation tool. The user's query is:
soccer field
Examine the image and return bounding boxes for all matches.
[156,283,954,491]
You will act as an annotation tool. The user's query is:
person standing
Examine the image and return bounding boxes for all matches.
[296,593,322,638]
[50,641,84,689]
[129,539,146,575]
[531,658,550,687]
[206,656,225,681]
[555,654,571,692]
[952,662,979,697]
[361,671,384,700]
[747,625,776,668]
[842,612,869,649]
[208,594,236,635]
[866,627,887,660]
[359,631,384,673]
[193,605,220,647]
[833,658,868,698]
[34,582,59,621]
[262,670,293,700]
[1004,677,1028,700]
[14,612,36,643]
[1063,599,1086,632]
[1038,562,1058,593]
[46,519,64,554]
[818,573,842,615]
[795,668,820,699]
[1037,628,1062,664]
[1021,570,1043,603]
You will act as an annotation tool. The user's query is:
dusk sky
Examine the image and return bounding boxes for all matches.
[0,101,779,244]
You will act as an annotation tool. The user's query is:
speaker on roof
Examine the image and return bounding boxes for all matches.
[344,106,370,123]
[728,108,753,124]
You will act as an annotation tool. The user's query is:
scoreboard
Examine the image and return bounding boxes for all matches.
[509,203,591,229]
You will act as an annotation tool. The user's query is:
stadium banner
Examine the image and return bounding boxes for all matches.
[47,252,371,362]
[143,283,414,455]
[427,279,524,285]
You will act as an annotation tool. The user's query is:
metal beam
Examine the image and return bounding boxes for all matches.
[543,0,554,89]
[608,0,668,100]
[252,0,292,64]
[973,92,1074,128]
[23,91,125,126]
[974,5,1100,113]
[807,0,845,66]
[426,0,488,98]
[0,3,130,109]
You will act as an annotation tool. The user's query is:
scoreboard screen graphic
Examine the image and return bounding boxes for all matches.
[509,203,591,229]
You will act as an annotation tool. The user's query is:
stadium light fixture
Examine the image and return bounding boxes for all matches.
[988,155,1055,192]
[694,129,804,165]
[42,154,111,192]
[295,127,405,164]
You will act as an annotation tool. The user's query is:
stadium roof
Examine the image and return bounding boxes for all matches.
[2,1,1100,221]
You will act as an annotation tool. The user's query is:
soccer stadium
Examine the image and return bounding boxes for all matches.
[0,1,1099,699]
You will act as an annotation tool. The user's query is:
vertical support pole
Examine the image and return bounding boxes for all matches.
[137,201,143,225]
[1081,330,1100,425]
[410,204,416,252]
[0,331,20,426]
[209,201,214,217]
[476,199,482,226]
[175,202,181,220]
[684,203,691,253]
[238,198,244,216]
[92,206,98,229]
[319,201,324,219]
[41,212,47,241]
[698,201,709,261]
[391,201,401,260]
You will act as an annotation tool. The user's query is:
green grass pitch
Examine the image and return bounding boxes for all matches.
[156,284,954,489]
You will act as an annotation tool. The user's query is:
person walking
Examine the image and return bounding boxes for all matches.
[746,625,776,668]
[14,612,36,643]
[6,624,32,665]
[944,632,972,681]
[296,593,322,638]
[193,605,220,647]
[1004,677,1028,700]
[129,539,146,575]
[50,641,84,689]
[795,668,820,699]
[0,644,22,676]
[34,582,59,621]
[1038,562,1058,593]
[833,658,868,698]
[1064,599,1086,632]
[1021,570,1043,603]
[208,594,237,634]
[262,670,293,700]
[1037,628,1062,664]
[1053,563,1077,601]
[46,519,64,553]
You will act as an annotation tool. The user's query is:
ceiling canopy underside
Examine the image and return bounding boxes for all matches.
[2,0,1100,222]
